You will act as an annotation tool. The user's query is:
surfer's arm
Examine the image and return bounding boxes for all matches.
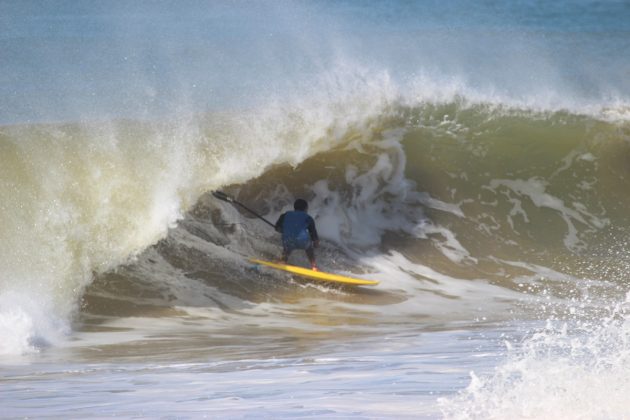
[275,213,285,233]
[307,217,319,244]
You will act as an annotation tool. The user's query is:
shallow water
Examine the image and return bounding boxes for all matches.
[4,323,511,419]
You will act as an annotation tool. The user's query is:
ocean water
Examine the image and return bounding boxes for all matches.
[2,0,630,418]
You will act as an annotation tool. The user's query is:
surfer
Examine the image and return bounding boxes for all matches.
[275,198,320,270]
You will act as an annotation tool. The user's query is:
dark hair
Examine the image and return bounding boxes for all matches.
[294,198,308,211]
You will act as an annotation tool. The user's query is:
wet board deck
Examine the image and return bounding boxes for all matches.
[250,259,379,286]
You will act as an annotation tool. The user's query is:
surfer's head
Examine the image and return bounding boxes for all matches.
[294,199,308,211]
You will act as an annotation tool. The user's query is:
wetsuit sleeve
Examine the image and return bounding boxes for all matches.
[307,216,319,241]
[275,213,285,233]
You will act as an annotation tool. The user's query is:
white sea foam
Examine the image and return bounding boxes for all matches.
[0,292,66,356]
[440,296,630,419]
[485,177,610,251]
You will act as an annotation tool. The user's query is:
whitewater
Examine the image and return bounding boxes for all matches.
[2,1,630,418]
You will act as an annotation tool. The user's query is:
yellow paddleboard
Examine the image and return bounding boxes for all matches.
[250,259,379,286]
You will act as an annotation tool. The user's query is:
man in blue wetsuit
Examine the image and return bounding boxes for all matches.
[275,198,320,270]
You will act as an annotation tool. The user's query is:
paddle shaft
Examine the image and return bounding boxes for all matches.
[212,191,275,228]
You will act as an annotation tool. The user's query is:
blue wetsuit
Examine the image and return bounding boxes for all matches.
[275,210,319,253]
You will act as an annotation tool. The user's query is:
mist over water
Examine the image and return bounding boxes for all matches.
[2,0,630,418]
[2,0,629,123]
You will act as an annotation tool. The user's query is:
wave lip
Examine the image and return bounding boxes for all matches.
[1,72,629,356]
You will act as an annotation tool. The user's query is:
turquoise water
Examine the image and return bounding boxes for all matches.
[2,0,629,122]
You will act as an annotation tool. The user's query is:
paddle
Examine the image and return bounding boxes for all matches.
[212,191,276,228]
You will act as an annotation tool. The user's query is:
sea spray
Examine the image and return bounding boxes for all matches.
[440,293,630,419]
[0,291,67,354]
[2,2,630,417]
[0,71,401,354]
